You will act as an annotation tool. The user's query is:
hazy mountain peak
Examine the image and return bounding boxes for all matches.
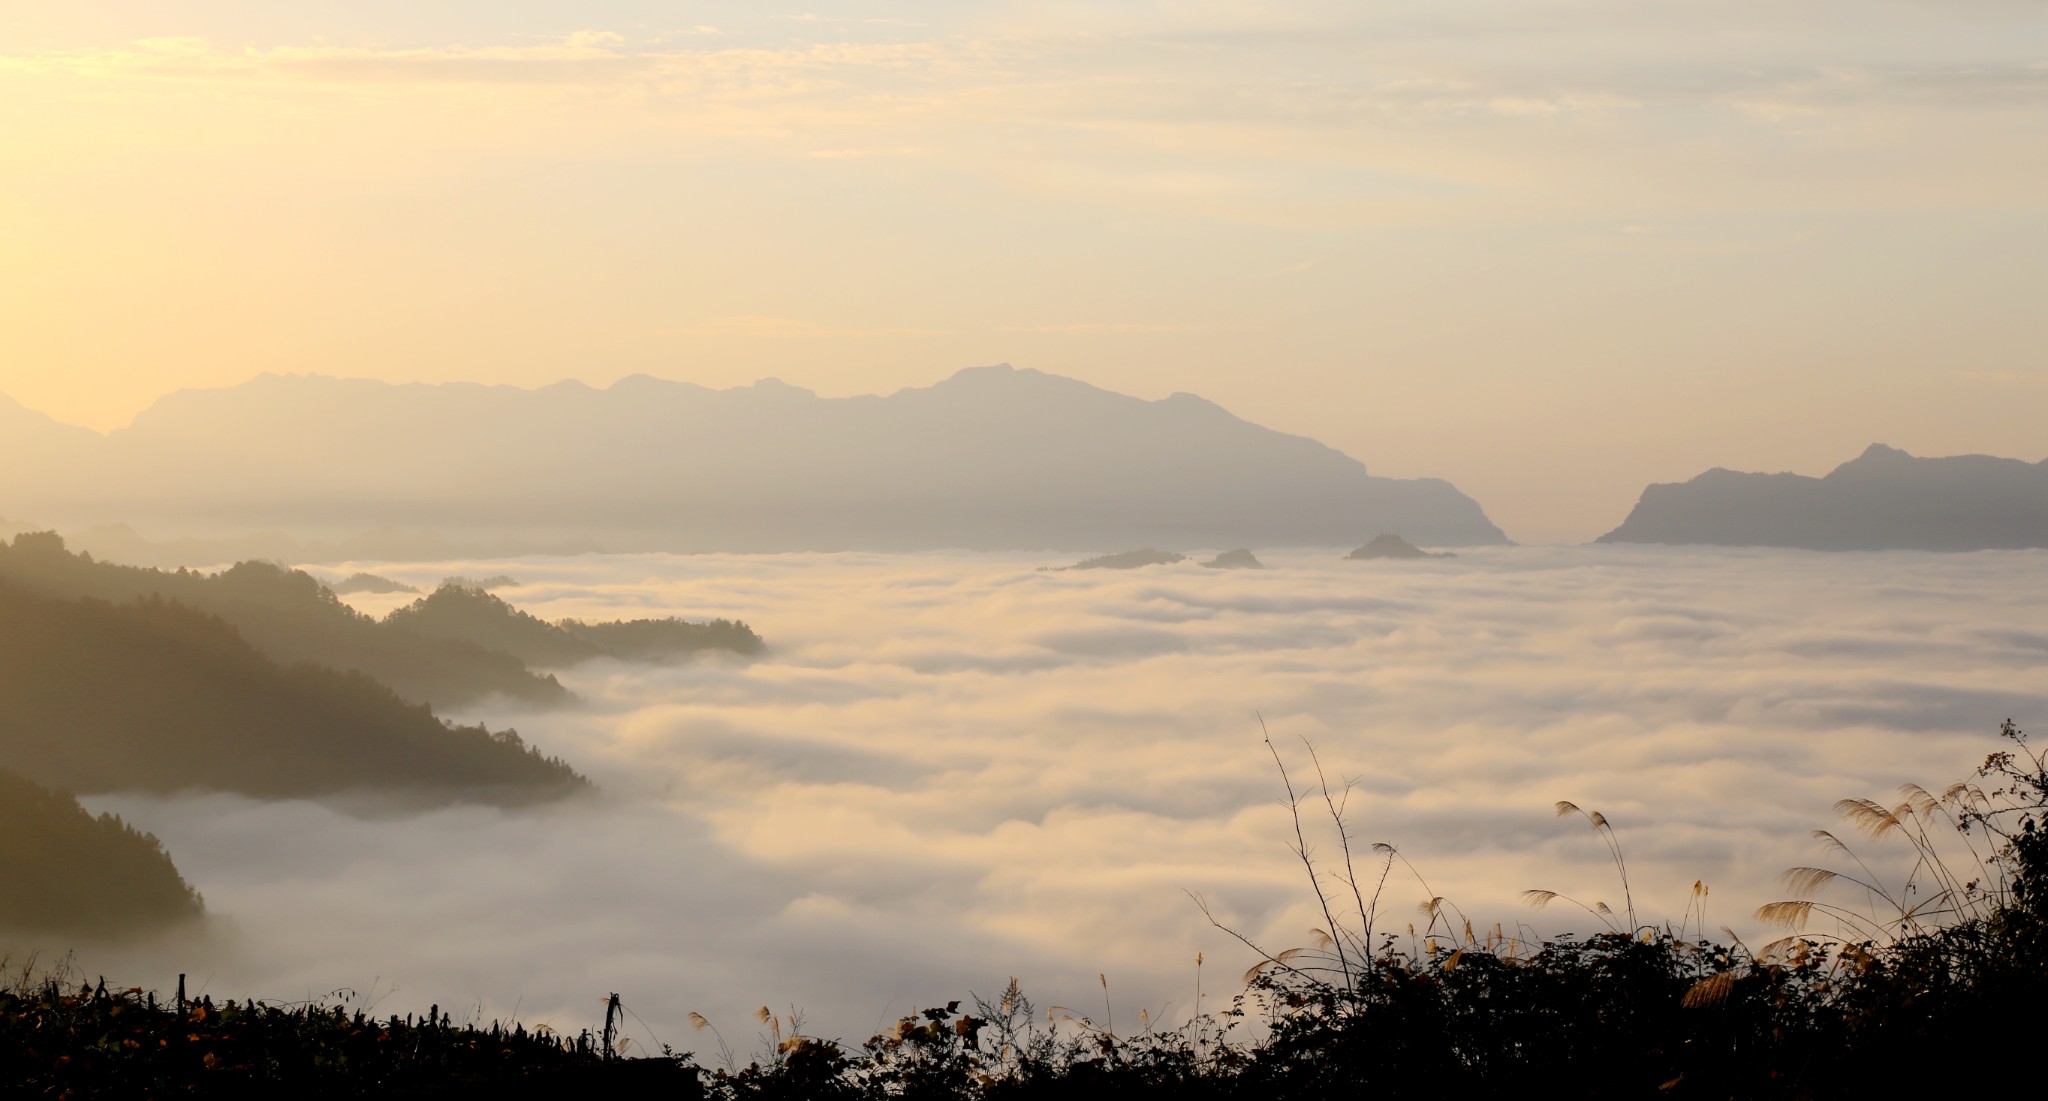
[749,377,817,397]
[1160,391,1235,417]
[609,373,712,398]
[2,365,1509,550]
[1601,444,2048,550]
[0,392,102,443]
[928,362,1048,389]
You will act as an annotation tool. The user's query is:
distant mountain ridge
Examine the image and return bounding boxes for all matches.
[1599,444,2048,551]
[0,366,1506,551]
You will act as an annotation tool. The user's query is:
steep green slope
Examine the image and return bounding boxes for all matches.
[0,767,203,937]
[0,533,566,707]
[0,582,585,802]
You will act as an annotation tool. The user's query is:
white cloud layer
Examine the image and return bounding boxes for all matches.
[38,545,2048,1054]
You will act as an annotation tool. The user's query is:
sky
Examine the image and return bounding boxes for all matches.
[54,545,2048,1045]
[2,2,2043,542]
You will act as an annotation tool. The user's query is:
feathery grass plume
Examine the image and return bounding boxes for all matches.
[1758,727,2040,947]
[1551,800,1637,930]
[1680,971,1737,1009]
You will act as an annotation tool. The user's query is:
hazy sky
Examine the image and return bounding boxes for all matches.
[2,2,2042,542]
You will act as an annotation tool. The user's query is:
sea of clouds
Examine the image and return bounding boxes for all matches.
[55,545,2048,1056]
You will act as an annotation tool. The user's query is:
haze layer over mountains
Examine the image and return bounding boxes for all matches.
[0,365,1506,554]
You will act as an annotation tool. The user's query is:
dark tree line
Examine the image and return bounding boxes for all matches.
[0,533,565,708]
[0,581,586,802]
[0,767,202,937]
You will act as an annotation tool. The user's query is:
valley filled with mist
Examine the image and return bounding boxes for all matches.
[15,542,2037,1050]
[5,2,2042,1089]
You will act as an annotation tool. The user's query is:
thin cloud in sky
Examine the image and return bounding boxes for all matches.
[998,323,1185,334]
[659,316,940,339]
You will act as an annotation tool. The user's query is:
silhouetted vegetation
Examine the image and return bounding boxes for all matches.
[0,972,694,1099]
[22,722,2042,1097]
[684,719,2048,1098]
[0,580,586,803]
[389,583,765,667]
[329,572,419,595]
[0,769,202,938]
[0,533,565,708]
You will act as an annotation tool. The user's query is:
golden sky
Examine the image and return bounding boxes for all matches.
[3,2,2043,542]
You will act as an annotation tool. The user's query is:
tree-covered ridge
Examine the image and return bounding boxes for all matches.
[0,767,203,937]
[557,615,764,660]
[0,581,586,802]
[389,583,764,668]
[0,532,565,708]
[385,584,605,667]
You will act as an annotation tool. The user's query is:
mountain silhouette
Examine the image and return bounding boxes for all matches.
[385,583,605,667]
[1346,534,1455,560]
[0,367,1506,552]
[331,572,420,595]
[1598,444,2048,551]
[1201,549,1264,569]
[1058,549,1187,570]
[0,767,204,937]
[0,580,586,802]
[0,532,567,708]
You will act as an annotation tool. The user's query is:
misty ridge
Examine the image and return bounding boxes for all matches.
[386,580,763,667]
[0,530,768,934]
[1602,443,2048,551]
[13,369,2041,558]
[0,365,1506,556]
[0,578,586,803]
[328,571,419,595]
[0,532,761,708]
[1346,533,1456,560]
[0,768,201,938]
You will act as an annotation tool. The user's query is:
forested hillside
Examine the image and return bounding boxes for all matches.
[0,532,565,708]
[390,582,764,667]
[0,582,586,802]
[0,768,203,937]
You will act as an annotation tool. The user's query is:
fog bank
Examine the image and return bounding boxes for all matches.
[47,546,2048,1052]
